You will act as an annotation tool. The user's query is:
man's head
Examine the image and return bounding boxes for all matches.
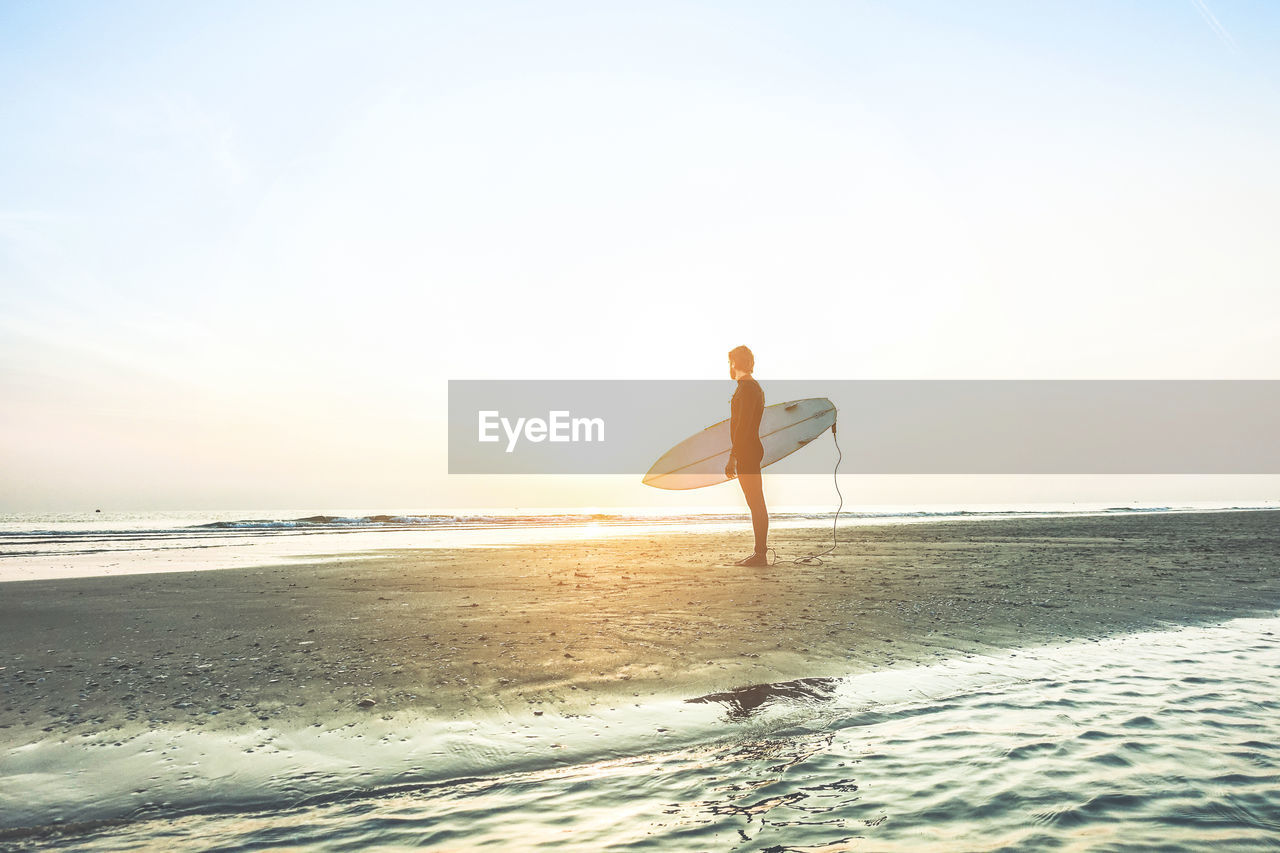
[728,345,754,377]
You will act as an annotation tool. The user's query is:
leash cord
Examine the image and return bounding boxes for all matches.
[767,416,842,566]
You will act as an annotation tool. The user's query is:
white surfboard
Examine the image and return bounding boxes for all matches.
[643,397,836,490]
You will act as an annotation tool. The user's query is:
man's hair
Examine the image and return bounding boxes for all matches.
[728,345,754,373]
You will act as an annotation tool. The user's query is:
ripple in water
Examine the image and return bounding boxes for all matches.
[9,616,1280,851]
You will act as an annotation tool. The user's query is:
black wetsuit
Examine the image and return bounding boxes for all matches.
[730,377,765,474]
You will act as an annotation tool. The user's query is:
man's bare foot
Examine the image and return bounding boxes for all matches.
[734,553,769,567]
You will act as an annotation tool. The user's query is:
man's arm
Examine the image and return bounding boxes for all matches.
[726,391,740,478]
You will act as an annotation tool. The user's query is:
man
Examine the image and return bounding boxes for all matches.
[725,345,768,566]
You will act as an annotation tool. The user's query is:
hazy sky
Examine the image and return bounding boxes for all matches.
[2,1,1278,511]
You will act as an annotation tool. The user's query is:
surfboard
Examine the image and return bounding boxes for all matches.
[642,397,836,490]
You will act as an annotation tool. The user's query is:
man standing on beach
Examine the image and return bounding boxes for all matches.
[725,345,769,566]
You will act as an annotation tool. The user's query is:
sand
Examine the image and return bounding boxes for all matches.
[2,510,1278,744]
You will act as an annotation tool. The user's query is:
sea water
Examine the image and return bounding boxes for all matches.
[3,613,1278,851]
[3,503,1274,583]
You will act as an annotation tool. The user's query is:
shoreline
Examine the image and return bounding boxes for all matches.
[4,505,1278,586]
[2,509,1279,746]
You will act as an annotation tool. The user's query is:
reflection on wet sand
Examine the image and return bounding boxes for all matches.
[687,677,840,721]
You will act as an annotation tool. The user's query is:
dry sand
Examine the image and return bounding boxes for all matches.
[2,510,1278,743]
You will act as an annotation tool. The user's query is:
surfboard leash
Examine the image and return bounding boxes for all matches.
[768,414,843,567]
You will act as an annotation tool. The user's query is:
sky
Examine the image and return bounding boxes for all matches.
[2,1,1278,511]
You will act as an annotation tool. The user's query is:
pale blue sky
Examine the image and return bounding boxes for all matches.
[2,1,1278,509]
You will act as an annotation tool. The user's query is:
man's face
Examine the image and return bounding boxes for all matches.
[728,357,735,379]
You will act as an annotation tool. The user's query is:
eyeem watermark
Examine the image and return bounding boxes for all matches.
[450,380,1280,474]
[478,410,605,453]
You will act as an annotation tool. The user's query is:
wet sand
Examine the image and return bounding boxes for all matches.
[2,510,1278,743]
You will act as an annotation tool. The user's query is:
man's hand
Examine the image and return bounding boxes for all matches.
[724,456,736,479]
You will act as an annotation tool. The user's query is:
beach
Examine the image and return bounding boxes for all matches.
[4,509,1278,744]
[10,1,1280,846]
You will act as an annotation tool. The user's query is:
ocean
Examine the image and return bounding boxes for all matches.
[3,503,1272,584]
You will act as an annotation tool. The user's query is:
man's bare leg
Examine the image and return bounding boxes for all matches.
[735,472,768,566]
